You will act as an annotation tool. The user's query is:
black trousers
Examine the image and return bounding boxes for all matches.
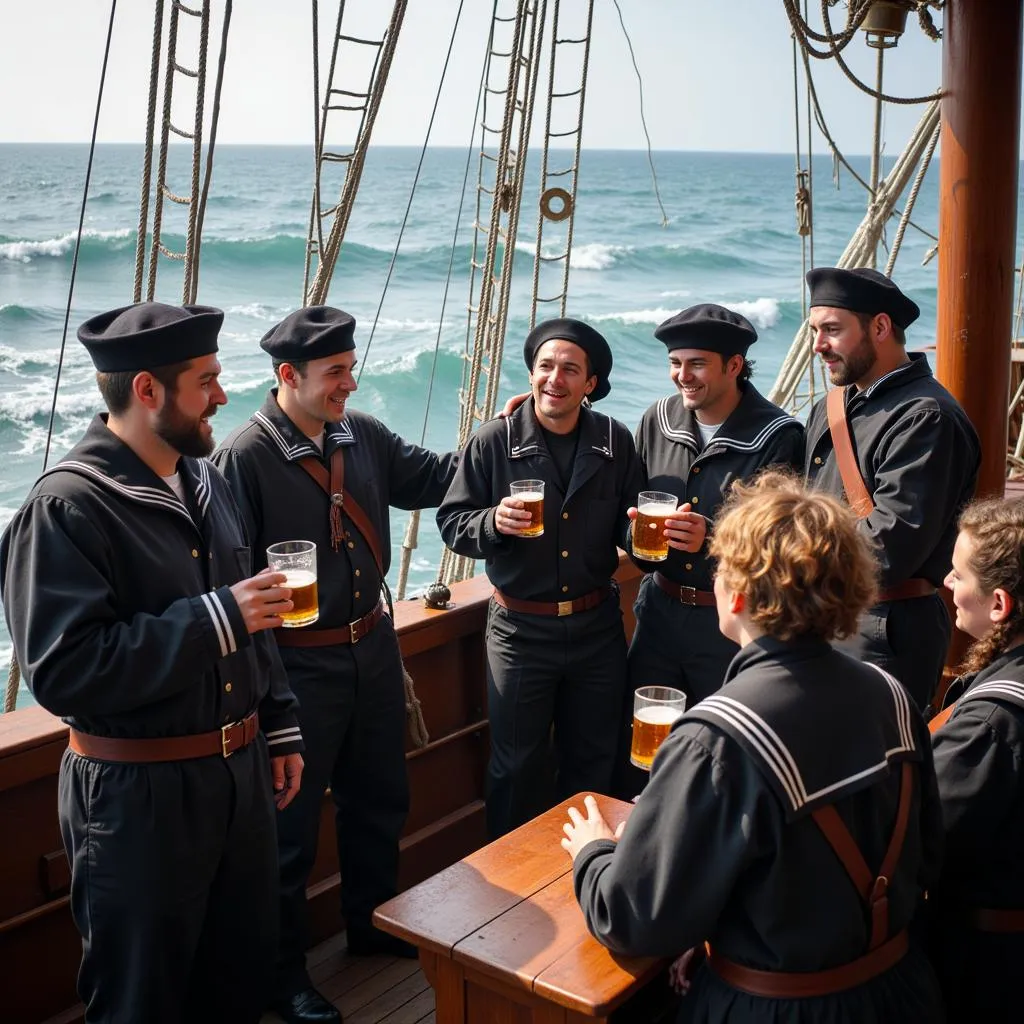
[275,618,409,997]
[59,739,278,1024]
[613,574,738,799]
[837,593,951,710]
[484,592,628,839]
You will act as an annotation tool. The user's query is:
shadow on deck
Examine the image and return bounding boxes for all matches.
[260,932,435,1024]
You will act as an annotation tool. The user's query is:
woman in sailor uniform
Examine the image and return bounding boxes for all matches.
[561,471,943,1024]
[929,497,1024,1021]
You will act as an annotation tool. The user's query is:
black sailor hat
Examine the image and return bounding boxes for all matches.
[653,303,758,357]
[806,266,920,330]
[260,306,357,362]
[523,317,613,402]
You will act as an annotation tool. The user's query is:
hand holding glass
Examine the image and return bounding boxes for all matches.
[510,479,545,537]
[630,686,686,769]
[634,491,678,561]
[266,540,319,628]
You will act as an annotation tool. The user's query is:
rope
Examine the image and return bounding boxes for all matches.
[182,1,211,303]
[884,117,939,278]
[357,0,468,381]
[133,0,165,302]
[8,0,119,714]
[189,0,232,303]
[610,0,668,227]
[301,0,324,304]
[404,665,429,748]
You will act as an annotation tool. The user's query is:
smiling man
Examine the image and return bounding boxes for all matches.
[213,306,459,1024]
[438,317,643,838]
[804,267,981,710]
[0,302,304,1023]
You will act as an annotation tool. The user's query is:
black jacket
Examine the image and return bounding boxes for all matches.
[0,414,302,752]
[437,398,644,602]
[631,384,803,589]
[805,353,980,588]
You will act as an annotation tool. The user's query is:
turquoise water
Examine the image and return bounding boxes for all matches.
[0,143,1003,707]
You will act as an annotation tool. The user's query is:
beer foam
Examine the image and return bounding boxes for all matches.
[515,491,543,502]
[638,501,678,515]
[282,569,317,587]
[635,705,684,725]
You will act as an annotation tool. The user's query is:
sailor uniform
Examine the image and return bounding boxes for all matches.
[628,384,803,704]
[212,389,458,998]
[573,636,944,1024]
[928,644,1024,1020]
[437,398,644,837]
[0,414,302,1024]
[805,353,981,708]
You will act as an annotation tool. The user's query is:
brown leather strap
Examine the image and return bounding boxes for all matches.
[877,577,937,602]
[296,449,384,572]
[493,586,612,617]
[653,572,716,606]
[810,761,914,950]
[928,703,955,734]
[826,386,874,518]
[708,929,908,998]
[274,599,385,647]
[69,712,259,763]
[969,908,1024,932]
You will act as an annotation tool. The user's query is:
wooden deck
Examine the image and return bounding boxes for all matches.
[260,932,435,1024]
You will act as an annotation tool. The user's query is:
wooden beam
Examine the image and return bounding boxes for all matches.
[936,0,1024,498]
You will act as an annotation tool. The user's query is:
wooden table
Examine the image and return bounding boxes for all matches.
[373,794,670,1023]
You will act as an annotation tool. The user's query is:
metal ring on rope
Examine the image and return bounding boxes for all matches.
[540,186,573,222]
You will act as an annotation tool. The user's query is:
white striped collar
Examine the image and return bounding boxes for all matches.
[655,390,801,455]
[960,679,1024,712]
[253,399,356,463]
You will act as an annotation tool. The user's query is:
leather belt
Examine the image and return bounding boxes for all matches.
[969,908,1024,932]
[493,586,612,617]
[878,577,936,602]
[69,711,260,763]
[708,929,908,999]
[274,599,385,647]
[653,572,716,607]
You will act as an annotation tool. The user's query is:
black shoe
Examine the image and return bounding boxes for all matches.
[270,987,342,1024]
[346,926,418,959]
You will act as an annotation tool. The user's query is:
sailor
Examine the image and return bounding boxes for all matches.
[804,266,981,710]
[212,306,459,1024]
[562,472,944,1024]
[615,304,804,794]
[927,497,1024,1021]
[0,302,304,1024]
[437,317,644,839]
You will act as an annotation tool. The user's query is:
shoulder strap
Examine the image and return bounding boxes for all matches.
[826,386,874,518]
[296,449,384,575]
[927,703,955,734]
[810,760,913,951]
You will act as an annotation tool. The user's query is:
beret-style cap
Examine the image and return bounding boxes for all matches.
[523,317,613,402]
[77,302,223,372]
[260,306,356,362]
[653,303,758,356]
[806,267,920,329]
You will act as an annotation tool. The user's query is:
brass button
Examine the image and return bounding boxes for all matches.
[562,512,569,520]
[355,591,361,599]
[347,541,355,549]
[685,563,693,571]
[191,548,199,558]
[562,585,569,593]
[814,456,823,465]
[693,466,700,474]
[691,497,699,505]
[355,569,361,577]
[224,682,232,693]
[561,550,568,558]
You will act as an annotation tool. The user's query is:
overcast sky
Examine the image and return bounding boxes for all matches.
[0,1,954,157]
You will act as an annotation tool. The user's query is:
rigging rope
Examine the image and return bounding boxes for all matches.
[357,0,469,382]
[610,0,668,227]
[5,1,119,716]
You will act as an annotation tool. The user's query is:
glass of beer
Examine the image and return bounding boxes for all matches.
[266,540,319,628]
[510,479,545,538]
[633,490,678,562]
[630,686,686,770]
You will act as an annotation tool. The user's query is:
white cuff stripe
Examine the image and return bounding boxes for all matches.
[199,593,229,658]
[267,734,303,747]
[207,591,238,655]
[265,726,302,738]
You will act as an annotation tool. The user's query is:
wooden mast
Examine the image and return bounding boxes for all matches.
[935,0,1024,499]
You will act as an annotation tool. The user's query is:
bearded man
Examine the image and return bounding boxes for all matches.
[804,267,981,709]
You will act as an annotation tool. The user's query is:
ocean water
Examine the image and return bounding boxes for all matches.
[0,143,1015,708]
